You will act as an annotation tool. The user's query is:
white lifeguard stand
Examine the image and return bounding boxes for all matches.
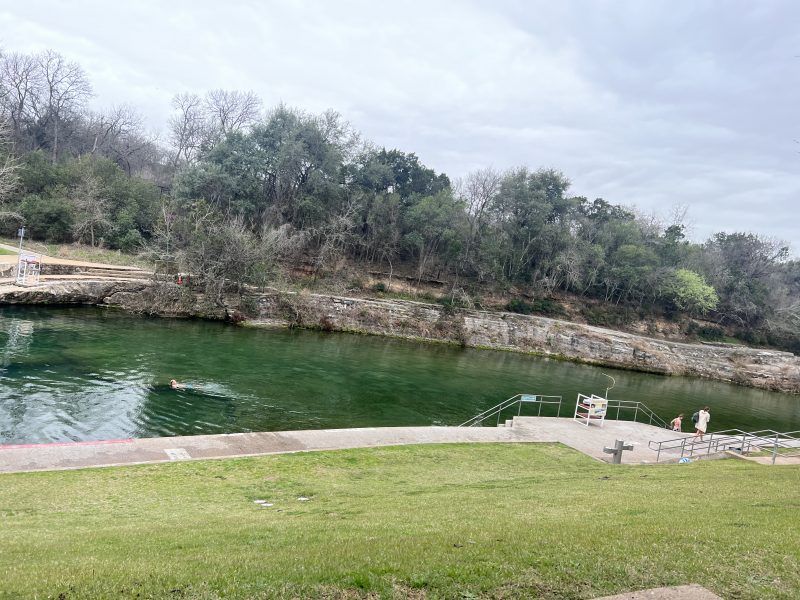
[574,393,608,426]
[15,253,42,286]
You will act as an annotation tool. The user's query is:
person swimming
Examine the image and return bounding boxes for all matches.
[170,379,186,390]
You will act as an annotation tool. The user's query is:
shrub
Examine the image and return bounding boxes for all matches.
[20,193,75,243]
[318,315,335,331]
[506,298,565,317]
[686,321,726,341]
[506,299,533,314]
[580,305,636,327]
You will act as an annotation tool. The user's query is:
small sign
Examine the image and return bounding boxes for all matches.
[164,448,191,460]
[17,227,24,238]
[520,394,538,402]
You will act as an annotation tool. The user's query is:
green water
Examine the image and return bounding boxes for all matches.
[0,306,798,444]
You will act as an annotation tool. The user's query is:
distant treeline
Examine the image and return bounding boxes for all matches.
[0,47,798,351]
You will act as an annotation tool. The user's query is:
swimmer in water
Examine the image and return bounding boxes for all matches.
[170,379,185,390]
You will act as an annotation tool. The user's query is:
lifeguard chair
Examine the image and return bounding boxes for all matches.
[15,253,42,286]
[574,393,608,427]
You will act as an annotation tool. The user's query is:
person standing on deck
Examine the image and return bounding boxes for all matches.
[670,414,684,432]
[693,407,711,441]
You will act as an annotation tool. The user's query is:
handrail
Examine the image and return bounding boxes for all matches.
[604,399,669,429]
[648,428,800,463]
[458,394,563,427]
[459,394,668,429]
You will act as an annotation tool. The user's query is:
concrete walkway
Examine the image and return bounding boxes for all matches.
[591,584,722,600]
[0,418,693,474]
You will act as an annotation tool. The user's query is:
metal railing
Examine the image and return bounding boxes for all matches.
[458,394,563,427]
[648,429,800,463]
[603,399,669,429]
[458,394,668,430]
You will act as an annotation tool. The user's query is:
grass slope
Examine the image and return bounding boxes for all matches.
[0,238,150,268]
[1,444,798,599]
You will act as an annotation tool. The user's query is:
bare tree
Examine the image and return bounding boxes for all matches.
[0,51,42,148]
[70,173,111,247]
[87,104,142,154]
[454,167,501,281]
[83,104,161,175]
[203,89,262,136]
[0,118,20,219]
[34,50,92,162]
[168,92,204,168]
[310,198,358,276]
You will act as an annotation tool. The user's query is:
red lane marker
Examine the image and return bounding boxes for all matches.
[0,438,135,450]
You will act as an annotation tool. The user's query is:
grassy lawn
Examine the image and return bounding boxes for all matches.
[0,238,151,268]
[1,444,798,599]
[0,246,17,255]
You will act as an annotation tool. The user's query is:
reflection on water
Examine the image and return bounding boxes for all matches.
[0,306,798,444]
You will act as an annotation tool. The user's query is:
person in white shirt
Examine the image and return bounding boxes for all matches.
[693,407,711,441]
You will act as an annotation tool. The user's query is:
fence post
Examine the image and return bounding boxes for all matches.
[772,433,779,465]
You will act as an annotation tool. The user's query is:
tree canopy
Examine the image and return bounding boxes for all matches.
[1,45,797,352]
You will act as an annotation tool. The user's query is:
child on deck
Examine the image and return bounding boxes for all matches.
[670,414,684,432]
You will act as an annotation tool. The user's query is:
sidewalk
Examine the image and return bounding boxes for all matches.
[0,418,688,473]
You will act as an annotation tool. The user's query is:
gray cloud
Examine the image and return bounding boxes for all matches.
[1,0,797,251]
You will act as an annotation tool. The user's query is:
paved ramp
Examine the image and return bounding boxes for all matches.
[0,418,691,473]
[511,417,694,463]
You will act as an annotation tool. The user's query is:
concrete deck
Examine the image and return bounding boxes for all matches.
[732,453,800,465]
[591,584,722,600]
[0,417,695,474]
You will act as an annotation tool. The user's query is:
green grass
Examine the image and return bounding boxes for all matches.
[1,444,798,599]
[0,246,16,255]
[0,237,151,268]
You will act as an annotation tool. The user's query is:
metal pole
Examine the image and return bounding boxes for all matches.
[772,433,779,465]
[602,372,615,398]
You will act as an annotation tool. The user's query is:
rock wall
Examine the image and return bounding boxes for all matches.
[0,280,150,306]
[250,291,800,393]
[1,280,798,393]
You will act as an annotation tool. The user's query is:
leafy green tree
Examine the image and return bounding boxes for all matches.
[700,232,789,326]
[664,269,719,315]
[20,191,74,242]
[402,190,465,282]
[487,168,575,284]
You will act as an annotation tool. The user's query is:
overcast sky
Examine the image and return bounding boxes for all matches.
[1,0,798,252]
